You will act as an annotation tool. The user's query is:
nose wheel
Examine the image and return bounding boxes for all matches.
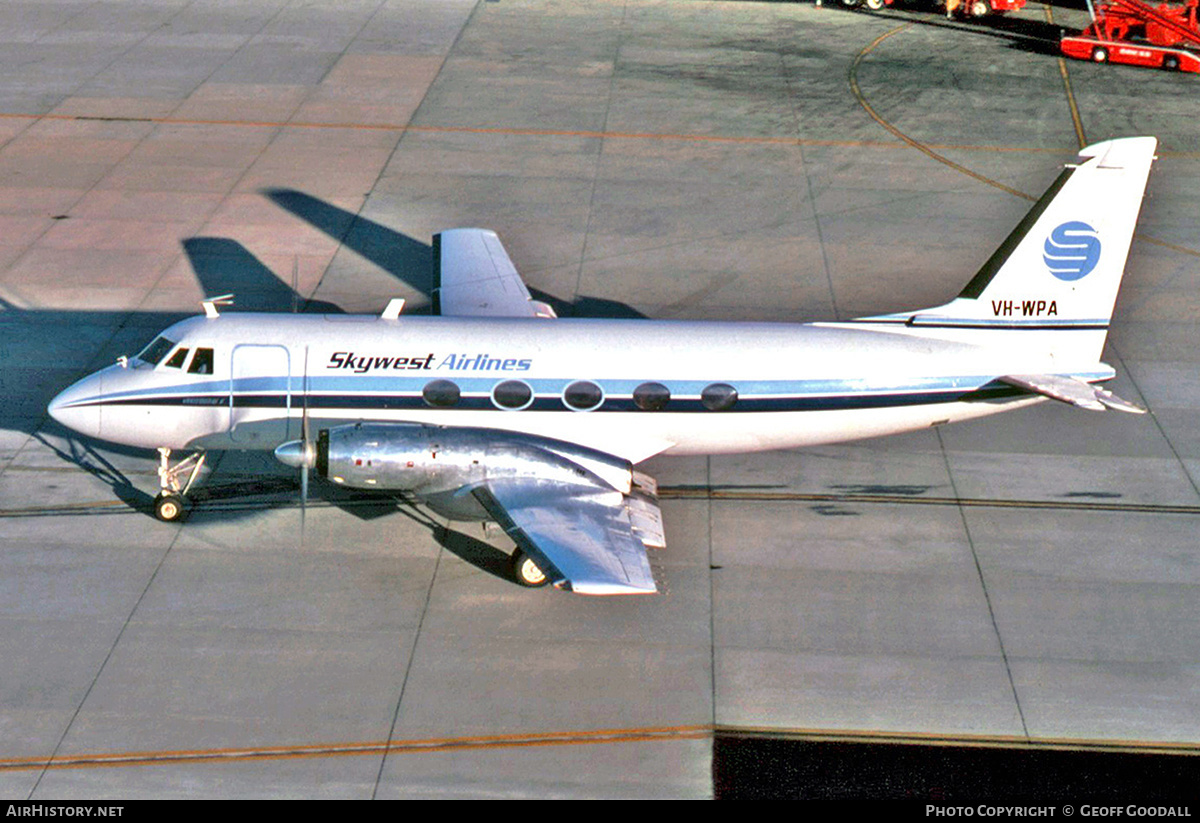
[154,492,186,522]
[154,448,205,522]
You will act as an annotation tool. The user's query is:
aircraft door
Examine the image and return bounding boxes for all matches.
[229,344,293,445]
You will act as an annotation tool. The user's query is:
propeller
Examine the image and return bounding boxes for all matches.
[274,346,313,542]
[299,345,310,538]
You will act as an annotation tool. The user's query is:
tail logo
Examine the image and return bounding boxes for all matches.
[1043,221,1101,281]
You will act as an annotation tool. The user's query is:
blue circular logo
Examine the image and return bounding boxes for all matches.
[1043,221,1101,281]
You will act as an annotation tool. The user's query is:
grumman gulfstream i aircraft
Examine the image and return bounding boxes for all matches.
[48,137,1156,595]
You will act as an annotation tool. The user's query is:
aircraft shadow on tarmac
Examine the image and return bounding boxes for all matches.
[262,188,648,320]
[390,503,516,585]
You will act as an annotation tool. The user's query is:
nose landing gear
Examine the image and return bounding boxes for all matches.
[154,447,206,522]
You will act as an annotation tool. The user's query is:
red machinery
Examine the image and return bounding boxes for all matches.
[841,0,1024,14]
[960,0,1026,16]
[1061,0,1200,71]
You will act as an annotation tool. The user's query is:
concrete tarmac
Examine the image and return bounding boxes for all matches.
[1,0,1198,798]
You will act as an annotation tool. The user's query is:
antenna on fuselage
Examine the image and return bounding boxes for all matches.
[202,293,234,318]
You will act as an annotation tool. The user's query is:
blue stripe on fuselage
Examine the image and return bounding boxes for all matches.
[56,371,1115,413]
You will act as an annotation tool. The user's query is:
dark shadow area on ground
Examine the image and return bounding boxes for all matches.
[263,187,649,318]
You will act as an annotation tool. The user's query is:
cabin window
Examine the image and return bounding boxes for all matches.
[633,382,671,411]
[492,380,533,410]
[701,383,738,411]
[137,336,176,366]
[563,381,603,411]
[164,348,189,369]
[423,379,461,408]
[188,347,214,375]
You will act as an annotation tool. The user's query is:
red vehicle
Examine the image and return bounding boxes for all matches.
[1061,35,1200,69]
[959,0,1026,15]
[1061,0,1200,71]
[841,0,1025,15]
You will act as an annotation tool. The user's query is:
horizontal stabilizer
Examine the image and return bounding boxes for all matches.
[999,374,1146,414]
[434,228,558,318]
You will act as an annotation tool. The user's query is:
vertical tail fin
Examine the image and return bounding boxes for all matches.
[860,137,1157,364]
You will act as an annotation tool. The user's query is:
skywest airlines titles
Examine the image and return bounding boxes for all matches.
[326,352,534,373]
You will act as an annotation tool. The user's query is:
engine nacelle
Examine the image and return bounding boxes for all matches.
[297,422,635,520]
[317,422,483,494]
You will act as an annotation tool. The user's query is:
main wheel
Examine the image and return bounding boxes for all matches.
[1164,55,1180,71]
[969,0,991,16]
[1092,46,1109,62]
[865,0,886,9]
[154,492,185,522]
[511,550,549,588]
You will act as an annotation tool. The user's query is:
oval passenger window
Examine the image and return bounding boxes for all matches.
[563,380,603,411]
[633,382,671,411]
[492,380,534,410]
[701,383,738,411]
[423,379,461,408]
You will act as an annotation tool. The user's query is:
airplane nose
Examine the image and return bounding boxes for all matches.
[47,373,103,439]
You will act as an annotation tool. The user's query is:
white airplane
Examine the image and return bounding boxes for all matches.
[48,136,1156,595]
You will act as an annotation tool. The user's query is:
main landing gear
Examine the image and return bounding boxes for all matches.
[510,549,550,588]
[154,447,206,522]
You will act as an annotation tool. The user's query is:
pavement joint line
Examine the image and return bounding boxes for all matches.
[661,488,1200,515]
[371,504,444,799]
[935,429,1029,738]
[6,490,1200,519]
[26,492,188,797]
[1109,342,1200,503]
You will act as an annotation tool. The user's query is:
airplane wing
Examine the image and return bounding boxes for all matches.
[471,480,660,595]
[433,228,557,318]
[999,374,1146,414]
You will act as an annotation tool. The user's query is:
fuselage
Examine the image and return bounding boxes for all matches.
[47,311,1110,463]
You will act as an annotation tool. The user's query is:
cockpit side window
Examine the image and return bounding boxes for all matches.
[164,348,189,369]
[137,336,177,366]
[188,347,214,375]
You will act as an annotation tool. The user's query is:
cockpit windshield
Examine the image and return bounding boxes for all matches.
[137,336,177,366]
[188,347,214,375]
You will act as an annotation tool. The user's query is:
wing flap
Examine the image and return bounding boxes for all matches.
[628,494,666,549]
[433,228,557,318]
[999,374,1146,414]
[472,481,658,596]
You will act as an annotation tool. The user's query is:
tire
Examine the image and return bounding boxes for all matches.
[865,0,886,9]
[154,492,185,522]
[1092,46,1109,62]
[1164,55,1180,71]
[511,550,549,588]
[970,0,991,16]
